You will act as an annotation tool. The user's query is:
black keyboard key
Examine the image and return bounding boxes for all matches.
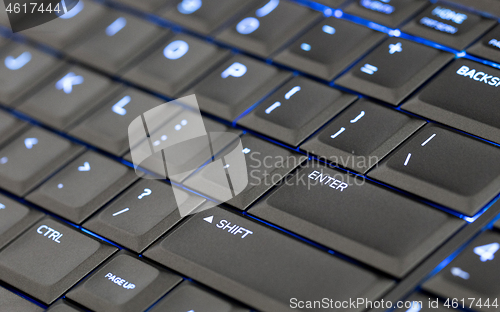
[0,217,117,304]
[445,0,500,18]
[0,286,44,312]
[123,33,229,97]
[423,230,500,312]
[369,124,500,216]
[161,0,258,35]
[17,65,120,131]
[69,88,181,156]
[336,38,453,105]
[26,151,138,224]
[402,59,500,144]
[315,0,349,7]
[20,0,108,51]
[68,12,168,74]
[301,99,425,173]
[126,109,242,182]
[0,43,63,106]
[0,194,44,249]
[216,0,321,58]
[238,76,357,146]
[0,127,84,196]
[495,218,500,231]
[401,3,496,50]
[0,110,28,147]
[184,55,291,121]
[393,293,453,312]
[344,0,429,28]
[66,251,182,312]
[250,161,463,277]
[149,281,249,312]
[114,0,168,12]
[144,207,394,312]
[468,25,500,64]
[46,300,85,312]
[184,134,305,210]
[274,17,385,81]
[84,179,205,252]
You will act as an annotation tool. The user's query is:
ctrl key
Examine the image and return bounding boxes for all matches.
[0,217,117,305]
[66,250,182,312]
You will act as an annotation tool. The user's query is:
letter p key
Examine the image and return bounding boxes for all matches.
[221,62,247,79]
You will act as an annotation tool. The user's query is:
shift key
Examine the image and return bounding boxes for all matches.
[144,207,394,312]
[0,217,117,304]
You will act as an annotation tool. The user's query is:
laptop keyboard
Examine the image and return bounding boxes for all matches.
[0,0,499,311]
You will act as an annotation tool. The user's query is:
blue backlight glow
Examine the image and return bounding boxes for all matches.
[164,40,189,60]
[256,0,280,17]
[106,17,127,36]
[236,17,260,35]
[322,25,335,35]
[177,0,202,14]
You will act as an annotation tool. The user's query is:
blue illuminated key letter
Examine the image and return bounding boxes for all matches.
[236,17,260,35]
[178,0,202,14]
[106,17,127,36]
[164,40,189,60]
[5,51,31,70]
[221,62,247,78]
[112,96,131,116]
[55,72,84,94]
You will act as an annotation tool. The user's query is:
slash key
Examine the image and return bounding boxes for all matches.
[369,124,500,216]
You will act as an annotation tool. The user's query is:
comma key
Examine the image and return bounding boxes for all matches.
[0,217,117,305]
[144,207,393,312]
